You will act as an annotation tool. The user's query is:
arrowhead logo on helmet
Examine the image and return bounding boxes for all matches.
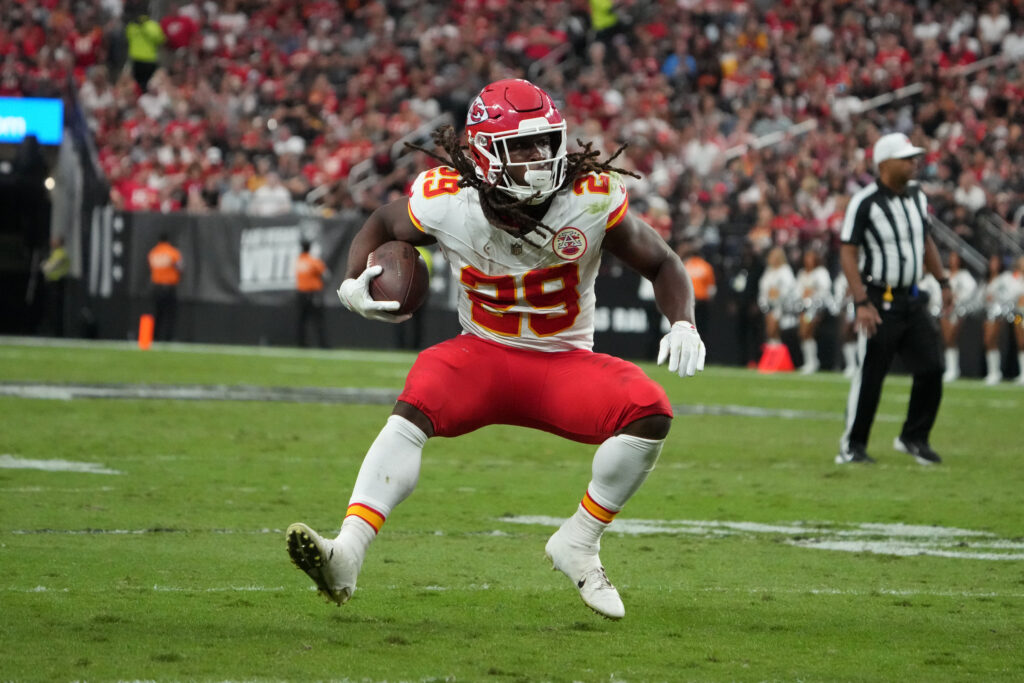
[465,79,568,203]
[467,96,489,125]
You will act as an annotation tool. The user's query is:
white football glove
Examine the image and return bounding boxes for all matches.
[657,320,706,378]
[337,265,411,323]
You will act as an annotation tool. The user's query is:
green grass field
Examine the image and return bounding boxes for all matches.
[1,338,1022,682]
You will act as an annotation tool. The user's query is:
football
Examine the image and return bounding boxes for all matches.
[366,241,430,315]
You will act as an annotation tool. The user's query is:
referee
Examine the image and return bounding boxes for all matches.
[835,133,953,465]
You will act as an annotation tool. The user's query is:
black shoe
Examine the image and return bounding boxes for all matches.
[893,437,942,465]
[835,443,876,464]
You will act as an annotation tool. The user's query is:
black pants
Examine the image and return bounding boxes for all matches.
[41,279,66,337]
[153,285,178,342]
[297,291,327,348]
[842,286,943,450]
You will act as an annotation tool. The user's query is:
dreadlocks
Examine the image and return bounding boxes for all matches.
[406,125,639,248]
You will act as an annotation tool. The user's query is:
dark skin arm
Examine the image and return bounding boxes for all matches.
[602,211,697,326]
[344,198,436,279]
[839,243,881,337]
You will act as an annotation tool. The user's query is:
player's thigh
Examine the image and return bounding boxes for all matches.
[397,335,510,437]
[532,351,672,444]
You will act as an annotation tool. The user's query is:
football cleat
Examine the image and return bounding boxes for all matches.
[544,526,625,620]
[835,443,876,464]
[893,437,942,465]
[286,522,359,605]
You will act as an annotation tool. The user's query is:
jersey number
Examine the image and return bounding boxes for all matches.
[422,167,461,198]
[573,174,611,195]
[460,263,581,337]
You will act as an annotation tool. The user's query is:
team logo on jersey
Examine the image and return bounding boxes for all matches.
[552,227,587,261]
[467,96,488,124]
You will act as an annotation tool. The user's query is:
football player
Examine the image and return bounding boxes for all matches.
[286,79,705,620]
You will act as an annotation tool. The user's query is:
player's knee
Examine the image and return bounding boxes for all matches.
[393,400,435,438]
[619,413,672,440]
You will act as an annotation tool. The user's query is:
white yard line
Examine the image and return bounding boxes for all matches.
[0,454,122,475]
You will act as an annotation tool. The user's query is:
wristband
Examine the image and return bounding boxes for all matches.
[854,298,870,308]
[938,278,950,289]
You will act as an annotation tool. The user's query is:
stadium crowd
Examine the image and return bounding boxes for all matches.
[5,0,1024,373]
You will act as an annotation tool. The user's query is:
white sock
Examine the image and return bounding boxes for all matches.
[842,342,857,370]
[944,348,959,375]
[590,433,665,510]
[1018,351,1024,378]
[801,339,817,367]
[567,434,665,549]
[987,349,1001,377]
[337,415,427,562]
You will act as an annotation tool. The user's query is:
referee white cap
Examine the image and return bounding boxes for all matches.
[873,133,925,168]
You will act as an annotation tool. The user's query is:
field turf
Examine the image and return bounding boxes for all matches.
[1,339,1021,682]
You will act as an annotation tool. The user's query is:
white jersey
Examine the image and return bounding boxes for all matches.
[948,269,979,319]
[408,167,630,351]
[983,271,1024,320]
[758,263,796,313]
[918,274,943,317]
[832,273,853,319]
[794,266,833,315]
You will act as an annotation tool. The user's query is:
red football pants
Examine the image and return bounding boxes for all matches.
[397,334,672,444]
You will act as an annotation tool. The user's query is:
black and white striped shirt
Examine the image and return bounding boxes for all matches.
[840,180,930,288]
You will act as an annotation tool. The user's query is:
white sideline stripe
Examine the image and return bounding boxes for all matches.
[0,454,122,475]
[6,584,1023,599]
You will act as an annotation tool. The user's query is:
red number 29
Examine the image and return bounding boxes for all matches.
[460,263,581,337]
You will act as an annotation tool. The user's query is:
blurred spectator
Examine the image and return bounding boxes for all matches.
[953,171,987,214]
[125,8,165,89]
[219,174,251,214]
[160,2,199,53]
[249,172,293,216]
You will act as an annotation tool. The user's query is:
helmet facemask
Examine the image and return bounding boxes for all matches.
[470,119,568,204]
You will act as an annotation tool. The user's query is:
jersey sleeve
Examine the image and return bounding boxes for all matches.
[407,166,462,237]
[570,172,630,231]
[605,173,630,230]
[840,187,873,245]
[911,182,932,235]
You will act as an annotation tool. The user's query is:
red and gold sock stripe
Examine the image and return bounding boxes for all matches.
[345,503,385,534]
[581,491,617,524]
